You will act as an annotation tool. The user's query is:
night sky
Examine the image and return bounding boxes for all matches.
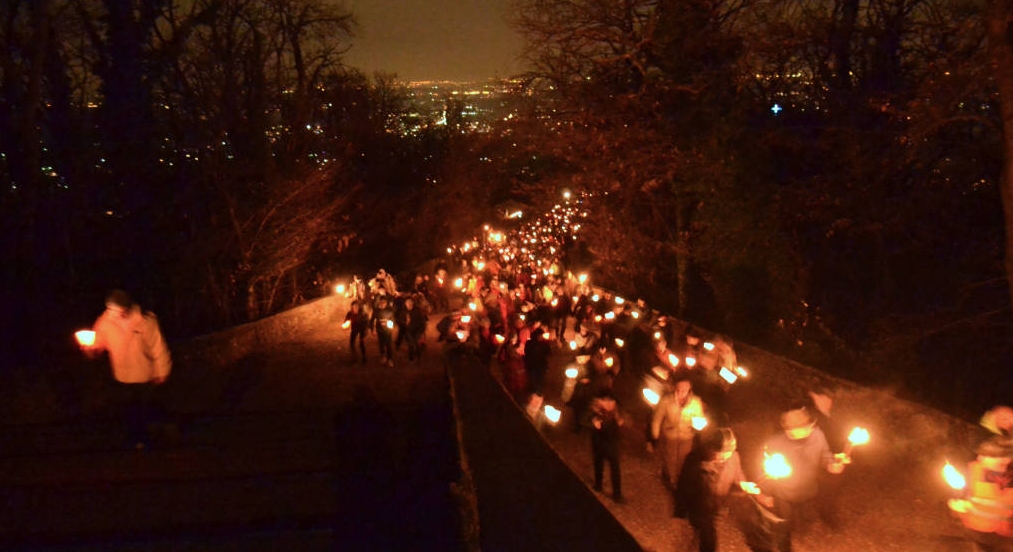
[342,0,524,82]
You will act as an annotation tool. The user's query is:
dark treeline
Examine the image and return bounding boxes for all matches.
[1,0,1011,421]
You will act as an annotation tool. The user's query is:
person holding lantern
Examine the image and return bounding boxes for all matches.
[651,375,705,491]
[756,405,845,552]
[370,295,396,367]
[343,300,370,364]
[674,427,747,552]
[589,388,626,504]
[948,436,1013,552]
[78,289,172,449]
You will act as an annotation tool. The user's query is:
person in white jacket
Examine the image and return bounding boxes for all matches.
[82,289,171,448]
[651,375,704,490]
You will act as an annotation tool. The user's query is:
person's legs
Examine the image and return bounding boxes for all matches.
[608,449,623,501]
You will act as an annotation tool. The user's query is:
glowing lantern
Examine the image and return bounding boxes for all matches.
[740,481,761,495]
[691,416,708,431]
[643,388,660,405]
[843,427,870,456]
[943,462,966,490]
[764,452,792,479]
[75,330,96,347]
[544,405,562,424]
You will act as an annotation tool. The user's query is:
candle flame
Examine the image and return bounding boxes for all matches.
[604,357,614,368]
[75,330,96,347]
[848,427,870,446]
[943,462,966,490]
[643,388,660,405]
[764,452,792,479]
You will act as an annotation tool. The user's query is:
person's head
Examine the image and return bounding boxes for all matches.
[976,436,1013,471]
[702,427,738,462]
[404,297,414,309]
[350,301,361,312]
[780,406,816,440]
[674,377,692,401]
[376,296,388,307]
[105,289,136,311]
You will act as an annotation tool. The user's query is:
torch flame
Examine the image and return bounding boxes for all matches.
[604,357,614,368]
[943,462,966,490]
[341,320,351,330]
[764,452,792,479]
[75,330,96,347]
[703,341,715,351]
[740,481,761,495]
[643,388,660,406]
[494,334,506,344]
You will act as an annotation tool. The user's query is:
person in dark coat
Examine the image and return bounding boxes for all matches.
[523,326,552,398]
[590,389,625,504]
[675,427,746,552]
[343,300,370,363]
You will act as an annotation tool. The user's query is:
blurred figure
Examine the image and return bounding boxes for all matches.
[948,436,1013,552]
[590,389,626,504]
[344,300,369,363]
[80,289,171,449]
[981,406,1013,440]
[675,427,746,552]
[370,295,396,367]
[757,406,846,552]
[651,376,704,490]
[402,296,428,362]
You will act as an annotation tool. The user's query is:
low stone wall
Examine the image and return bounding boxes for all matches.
[446,347,642,552]
[172,294,348,371]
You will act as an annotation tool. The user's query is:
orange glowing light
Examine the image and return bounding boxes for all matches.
[604,357,614,368]
[614,338,625,348]
[75,330,96,347]
[764,452,792,479]
[385,320,395,329]
[943,462,966,490]
[341,320,351,329]
[565,367,579,379]
[691,416,708,431]
[668,354,680,367]
[569,340,577,350]
[494,334,506,344]
[461,315,472,324]
[685,357,697,367]
[703,341,715,351]
[740,481,761,495]
[335,283,346,295]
